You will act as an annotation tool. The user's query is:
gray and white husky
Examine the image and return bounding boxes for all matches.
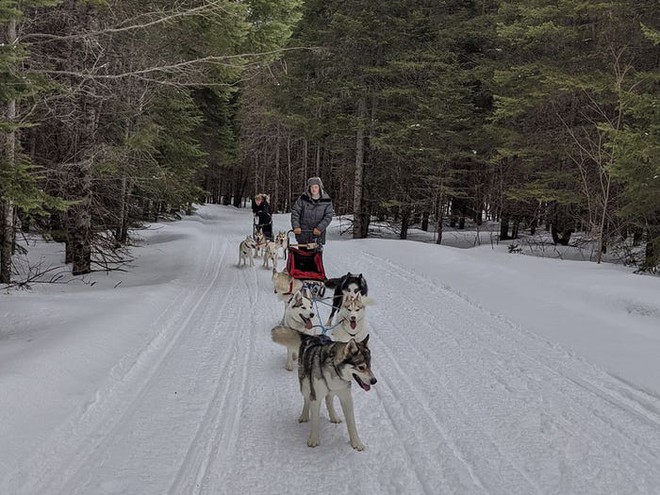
[332,293,372,343]
[238,236,257,267]
[275,231,288,259]
[279,290,317,371]
[271,327,377,450]
[325,273,368,326]
[253,232,267,257]
[263,241,280,270]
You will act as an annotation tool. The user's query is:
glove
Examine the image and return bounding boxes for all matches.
[293,227,302,235]
[313,228,321,237]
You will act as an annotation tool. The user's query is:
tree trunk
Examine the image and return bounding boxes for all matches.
[120,182,131,243]
[1,18,18,284]
[233,175,247,208]
[0,201,14,284]
[400,207,410,240]
[115,173,127,245]
[435,195,443,245]
[67,3,99,276]
[421,211,430,232]
[511,219,519,239]
[474,202,483,225]
[596,176,611,264]
[68,160,93,275]
[287,136,292,211]
[302,138,308,183]
[500,215,510,240]
[274,134,280,213]
[115,156,132,246]
[352,97,367,238]
[357,94,377,239]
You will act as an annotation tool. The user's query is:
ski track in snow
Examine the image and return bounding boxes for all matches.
[353,250,660,493]
[3,205,660,495]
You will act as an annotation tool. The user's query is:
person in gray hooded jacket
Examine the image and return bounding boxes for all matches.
[291,177,334,245]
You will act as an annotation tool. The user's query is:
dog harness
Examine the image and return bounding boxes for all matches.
[282,280,295,296]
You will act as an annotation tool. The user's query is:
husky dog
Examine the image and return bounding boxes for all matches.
[272,268,303,296]
[254,232,267,257]
[263,241,280,270]
[280,290,316,371]
[238,236,257,267]
[324,273,368,326]
[275,231,288,259]
[271,327,377,450]
[332,293,371,343]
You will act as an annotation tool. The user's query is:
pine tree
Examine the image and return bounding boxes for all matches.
[0,0,62,283]
[250,0,494,240]
[492,0,659,265]
[606,21,660,269]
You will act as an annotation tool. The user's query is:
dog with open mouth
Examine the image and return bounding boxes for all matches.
[274,231,288,259]
[271,327,377,450]
[253,231,267,258]
[331,293,372,343]
[324,272,368,326]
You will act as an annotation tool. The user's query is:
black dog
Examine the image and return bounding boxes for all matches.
[324,272,368,326]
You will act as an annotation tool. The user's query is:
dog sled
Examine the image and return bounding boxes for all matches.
[286,230,326,298]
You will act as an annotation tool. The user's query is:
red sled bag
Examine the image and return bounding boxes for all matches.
[286,246,326,281]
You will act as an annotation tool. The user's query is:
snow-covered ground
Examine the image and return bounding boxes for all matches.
[1,204,659,494]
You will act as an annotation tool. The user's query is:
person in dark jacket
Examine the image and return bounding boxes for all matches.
[252,193,273,240]
[291,177,334,245]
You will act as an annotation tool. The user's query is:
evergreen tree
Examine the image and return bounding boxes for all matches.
[492,0,659,266]
[0,0,62,283]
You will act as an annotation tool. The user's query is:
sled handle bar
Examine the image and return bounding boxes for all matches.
[289,242,320,249]
[287,229,321,248]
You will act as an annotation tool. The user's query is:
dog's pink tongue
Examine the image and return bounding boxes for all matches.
[350,321,357,330]
[305,318,313,330]
[354,375,371,392]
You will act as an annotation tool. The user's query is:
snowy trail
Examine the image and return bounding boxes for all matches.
[2,205,660,494]
[349,249,660,493]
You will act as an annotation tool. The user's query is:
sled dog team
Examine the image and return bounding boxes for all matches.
[240,234,377,450]
[272,271,375,451]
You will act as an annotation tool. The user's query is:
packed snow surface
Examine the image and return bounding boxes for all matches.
[1,205,659,494]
